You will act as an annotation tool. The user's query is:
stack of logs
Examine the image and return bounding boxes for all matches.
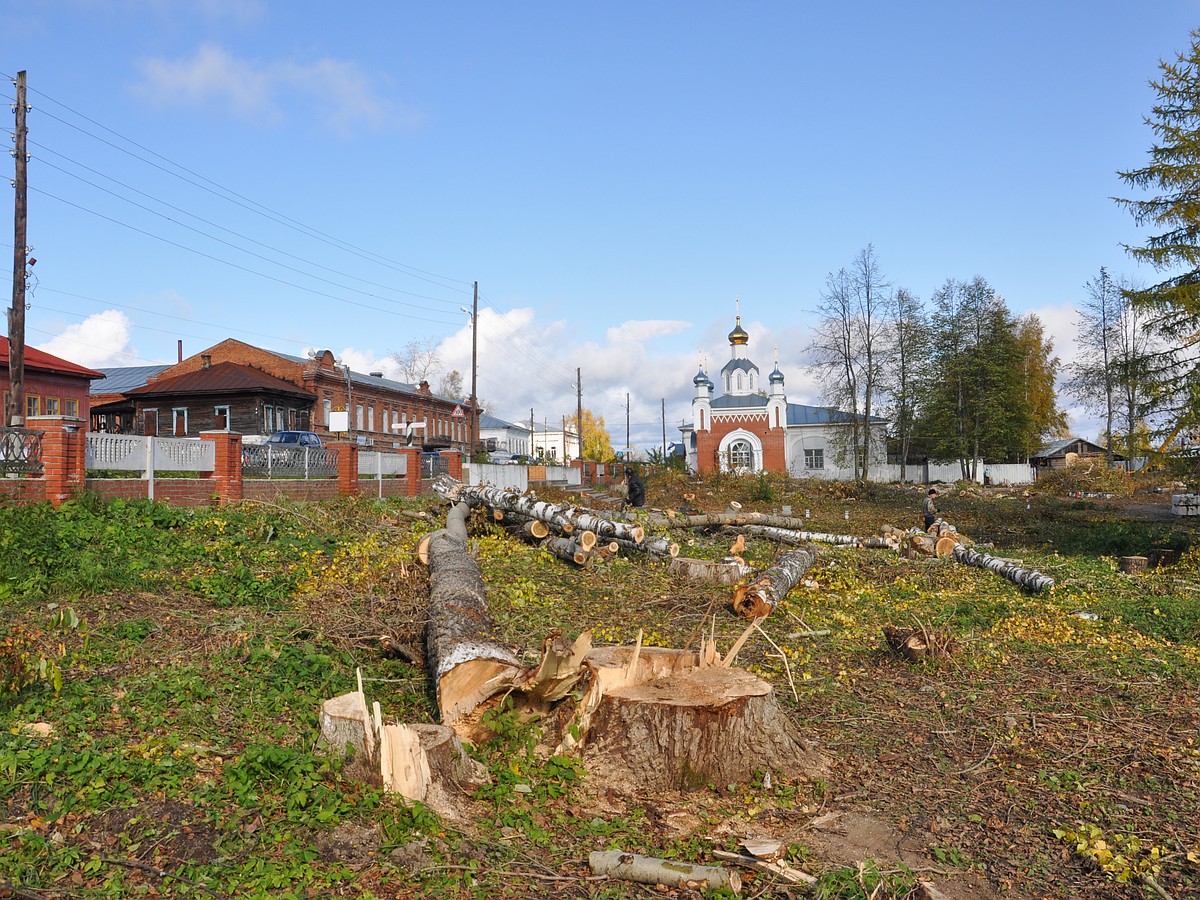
[430,476,680,569]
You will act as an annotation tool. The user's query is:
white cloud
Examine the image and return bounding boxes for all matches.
[604,319,691,345]
[35,310,138,368]
[134,44,419,136]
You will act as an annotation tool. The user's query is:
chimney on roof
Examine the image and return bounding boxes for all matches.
[419,380,431,393]
[177,340,183,363]
[201,354,211,370]
[369,370,383,378]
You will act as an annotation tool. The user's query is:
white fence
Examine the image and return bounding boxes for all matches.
[870,461,1035,486]
[87,434,216,474]
[467,463,529,491]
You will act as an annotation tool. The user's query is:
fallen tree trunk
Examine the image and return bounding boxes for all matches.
[589,851,741,893]
[608,534,679,558]
[433,476,644,543]
[679,510,818,530]
[728,524,865,547]
[424,502,526,725]
[952,544,1054,592]
[732,547,817,619]
[669,556,753,584]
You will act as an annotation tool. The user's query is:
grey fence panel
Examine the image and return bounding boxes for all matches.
[242,444,339,478]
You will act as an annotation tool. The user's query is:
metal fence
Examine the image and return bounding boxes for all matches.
[1,427,44,476]
[241,443,338,478]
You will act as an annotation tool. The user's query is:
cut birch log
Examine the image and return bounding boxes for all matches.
[729,524,864,547]
[589,851,742,893]
[424,502,526,725]
[542,535,591,566]
[609,535,680,558]
[432,476,644,542]
[733,548,817,619]
[669,556,753,584]
[934,534,961,558]
[952,544,1055,592]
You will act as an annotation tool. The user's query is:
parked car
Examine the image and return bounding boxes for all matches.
[266,431,324,447]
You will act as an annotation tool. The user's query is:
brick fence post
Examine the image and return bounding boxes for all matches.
[334,442,360,497]
[440,449,463,482]
[30,415,86,507]
[200,431,243,505]
[400,447,422,496]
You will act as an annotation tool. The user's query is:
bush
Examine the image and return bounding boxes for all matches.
[1031,459,1135,498]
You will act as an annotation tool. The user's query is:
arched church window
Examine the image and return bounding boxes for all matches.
[728,439,752,471]
[736,373,743,391]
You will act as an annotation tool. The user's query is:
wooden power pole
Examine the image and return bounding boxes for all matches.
[576,367,583,460]
[8,70,29,427]
[469,281,478,458]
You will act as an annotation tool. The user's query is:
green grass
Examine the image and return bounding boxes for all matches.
[1,483,1199,898]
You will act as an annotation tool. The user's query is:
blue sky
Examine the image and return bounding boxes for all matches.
[6,1,1199,449]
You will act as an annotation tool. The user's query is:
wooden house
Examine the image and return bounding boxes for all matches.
[2,337,104,424]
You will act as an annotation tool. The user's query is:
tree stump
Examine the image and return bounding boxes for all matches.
[572,646,827,791]
[1147,548,1178,569]
[1119,555,1149,575]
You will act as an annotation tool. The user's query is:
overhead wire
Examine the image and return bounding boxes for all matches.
[9,77,475,293]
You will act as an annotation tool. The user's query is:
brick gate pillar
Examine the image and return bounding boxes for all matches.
[200,431,243,505]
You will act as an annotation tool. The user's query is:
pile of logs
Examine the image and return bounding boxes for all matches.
[431,475,680,564]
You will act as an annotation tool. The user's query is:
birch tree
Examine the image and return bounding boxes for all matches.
[809,245,889,480]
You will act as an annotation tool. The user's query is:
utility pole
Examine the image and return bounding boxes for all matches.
[469,281,478,459]
[576,367,583,461]
[529,407,534,459]
[8,70,29,427]
[626,392,630,455]
[661,398,667,462]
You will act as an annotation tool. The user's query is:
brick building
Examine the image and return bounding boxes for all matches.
[680,313,887,478]
[91,339,478,451]
[2,337,104,425]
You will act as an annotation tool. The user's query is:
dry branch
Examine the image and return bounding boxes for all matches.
[589,851,742,893]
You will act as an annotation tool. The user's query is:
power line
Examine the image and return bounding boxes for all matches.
[8,79,475,293]
[31,140,467,310]
[30,185,462,327]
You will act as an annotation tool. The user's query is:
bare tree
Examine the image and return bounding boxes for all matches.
[1071,270,1163,465]
[809,245,890,480]
[880,287,927,481]
[438,370,465,400]
[391,339,442,385]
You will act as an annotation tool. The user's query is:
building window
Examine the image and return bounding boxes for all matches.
[44,397,60,415]
[172,408,188,436]
[383,409,390,434]
[736,373,743,391]
[214,406,230,430]
[804,448,824,470]
[65,398,78,417]
[263,404,274,431]
[356,404,364,430]
[728,439,752,470]
[368,407,375,433]
[323,398,332,426]
[26,395,40,418]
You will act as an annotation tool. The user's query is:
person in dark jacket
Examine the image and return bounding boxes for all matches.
[624,466,645,508]
[922,488,938,530]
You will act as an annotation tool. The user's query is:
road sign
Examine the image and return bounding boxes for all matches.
[452,405,464,418]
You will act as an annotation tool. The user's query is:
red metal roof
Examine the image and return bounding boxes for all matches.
[0,337,106,379]
[126,361,314,398]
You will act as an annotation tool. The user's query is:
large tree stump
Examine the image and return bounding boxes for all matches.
[566,646,828,792]
[1119,555,1149,575]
